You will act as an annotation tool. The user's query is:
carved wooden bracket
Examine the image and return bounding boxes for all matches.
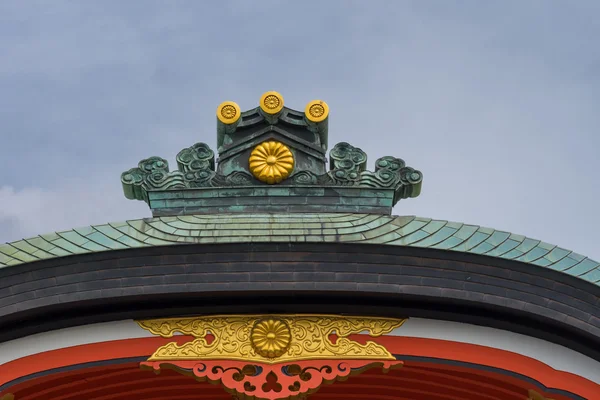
[138,314,406,399]
[141,359,402,400]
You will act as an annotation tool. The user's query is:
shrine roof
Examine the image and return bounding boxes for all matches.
[3,92,597,288]
[1,213,598,286]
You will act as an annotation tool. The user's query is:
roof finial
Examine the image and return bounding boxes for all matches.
[121,91,422,215]
[305,99,329,123]
[259,91,285,115]
[216,101,241,125]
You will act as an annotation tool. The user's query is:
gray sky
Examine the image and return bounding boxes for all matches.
[1,1,599,259]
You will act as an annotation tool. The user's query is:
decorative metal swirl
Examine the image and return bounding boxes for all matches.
[328,142,368,183]
[177,143,215,172]
[121,139,422,205]
[290,171,318,185]
[121,156,185,201]
[176,143,216,187]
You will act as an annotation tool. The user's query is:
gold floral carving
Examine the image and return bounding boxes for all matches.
[304,100,329,123]
[249,141,294,184]
[259,91,284,114]
[137,314,406,364]
[216,101,241,124]
[251,318,292,358]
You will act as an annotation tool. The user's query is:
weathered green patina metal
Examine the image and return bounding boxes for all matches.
[121,93,422,215]
[8,94,597,284]
[1,213,598,286]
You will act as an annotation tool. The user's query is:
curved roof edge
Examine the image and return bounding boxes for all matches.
[0,213,598,285]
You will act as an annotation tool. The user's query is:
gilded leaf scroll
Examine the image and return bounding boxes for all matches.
[137,314,406,364]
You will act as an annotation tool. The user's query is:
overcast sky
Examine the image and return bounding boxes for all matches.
[0,1,599,260]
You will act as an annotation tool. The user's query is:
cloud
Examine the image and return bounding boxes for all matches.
[0,1,599,259]
[0,179,148,243]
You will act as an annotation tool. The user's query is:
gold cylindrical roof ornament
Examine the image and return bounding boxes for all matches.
[216,101,241,125]
[259,91,285,115]
[304,100,329,123]
[304,99,329,150]
[216,100,241,149]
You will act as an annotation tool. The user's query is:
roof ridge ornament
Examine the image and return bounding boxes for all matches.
[121,91,423,216]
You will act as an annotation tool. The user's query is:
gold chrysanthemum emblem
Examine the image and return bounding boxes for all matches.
[251,318,291,358]
[309,104,325,118]
[249,141,294,184]
[259,91,284,114]
[216,101,241,124]
[304,99,329,122]
[264,95,280,110]
[221,105,237,119]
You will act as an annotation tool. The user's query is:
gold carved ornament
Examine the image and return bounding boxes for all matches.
[259,91,284,114]
[249,141,294,184]
[138,315,405,400]
[251,318,291,358]
[304,100,329,123]
[137,314,406,364]
[216,101,241,124]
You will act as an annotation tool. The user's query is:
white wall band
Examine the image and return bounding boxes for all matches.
[0,318,598,384]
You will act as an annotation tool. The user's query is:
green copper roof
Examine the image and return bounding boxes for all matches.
[121,92,423,215]
[1,213,598,285]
